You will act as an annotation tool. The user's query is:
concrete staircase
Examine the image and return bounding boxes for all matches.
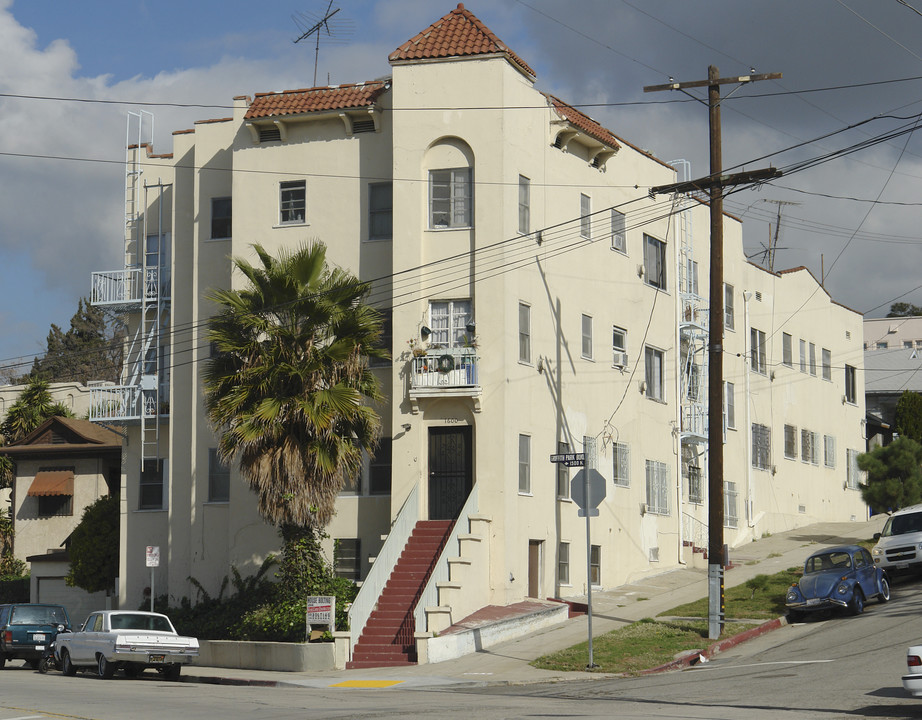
[347,519,453,669]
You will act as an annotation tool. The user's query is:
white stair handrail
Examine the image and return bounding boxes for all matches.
[414,485,479,633]
[348,485,419,646]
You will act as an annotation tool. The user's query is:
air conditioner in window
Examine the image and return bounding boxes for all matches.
[611,233,625,252]
[613,352,628,368]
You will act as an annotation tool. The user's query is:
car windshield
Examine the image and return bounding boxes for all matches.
[9,606,67,625]
[109,614,173,632]
[804,551,852,574]
[880,512,922,537]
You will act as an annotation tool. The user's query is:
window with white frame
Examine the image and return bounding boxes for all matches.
[809,342,817,376]
[612,442,630,487]
[750,328,767,374]
[724,481,739,528]
[752,423,771,470]
[590,544,601,585]
[799,339,807,373]
[208,448,230,502]
[801,429,818,464]
[279,180,306,224]
[845,364,857,403]
[518,175,530,234]
[724,283,735,330]
[782,333,793,367]
[611,209,626,252]
[822,348,831,380]
[558,542,570,584]
[846,448,861,489]
[368,182,393,240]
[518,434,531,494]
[687,464,703,504]
[429,300,472,348]
[612,325,627,366]
[581,314,593,360]
[645,459,669,515]
[724,381,736,430]
[211,197,232,239]
[824,435,836,468]
[784,424,797,460]
[580,193,591,239]
[556,440,570,500]
[686,259,699,296]
[643,234,667,289]
[429,168,472,228]
[644,346,665,401]
[518,302,531,363]
[140,458,165,510]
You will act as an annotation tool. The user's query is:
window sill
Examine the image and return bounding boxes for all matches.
[273,222,309,229]
[205,236,231,243]
[645,396,668,405]
[204,500,229,506]
[364,236,392,243]
[427,226,473,232]
[557,496,572,503]
[518,491,533,497]
[134,508,167,513]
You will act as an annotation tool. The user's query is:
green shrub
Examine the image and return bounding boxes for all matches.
[0,575,30,603]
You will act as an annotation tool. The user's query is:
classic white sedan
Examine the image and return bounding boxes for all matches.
[904,644,922,696]
[54,610,198,680]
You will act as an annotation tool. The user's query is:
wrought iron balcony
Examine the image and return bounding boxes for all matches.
[91,268,159,308]
[408,347,481,412]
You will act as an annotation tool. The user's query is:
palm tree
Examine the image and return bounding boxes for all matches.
[203,241,385,550]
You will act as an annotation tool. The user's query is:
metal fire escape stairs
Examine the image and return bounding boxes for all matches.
[672,160,709,545]
[89,111,170,466]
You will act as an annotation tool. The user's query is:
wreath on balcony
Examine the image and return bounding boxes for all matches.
[437,354,455,374]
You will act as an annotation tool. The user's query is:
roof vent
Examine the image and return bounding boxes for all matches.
[259,126,281,143]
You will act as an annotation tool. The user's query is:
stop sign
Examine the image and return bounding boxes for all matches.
[570,468,606,510]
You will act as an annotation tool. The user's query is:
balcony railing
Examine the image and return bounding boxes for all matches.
[90,385,163,422]
[91,268,159,306]
[409,347,478,389]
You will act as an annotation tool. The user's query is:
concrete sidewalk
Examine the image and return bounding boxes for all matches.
[181,515,887,689]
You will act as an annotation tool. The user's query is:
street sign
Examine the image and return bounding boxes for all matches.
[145,546,160,568]
[570,468,606,511]
[550,452,585,467]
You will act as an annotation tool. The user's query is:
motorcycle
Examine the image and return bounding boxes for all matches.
[37,625,69,674]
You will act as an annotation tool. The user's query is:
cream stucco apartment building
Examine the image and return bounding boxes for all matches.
[87,4,867,646]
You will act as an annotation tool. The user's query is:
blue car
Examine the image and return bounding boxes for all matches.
[785,545,890,621]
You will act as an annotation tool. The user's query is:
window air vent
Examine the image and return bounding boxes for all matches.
[352,119,375,134]
[553,136,563,149]
[259,127,282,143]
[798,504,806,514]
[755,291,763,302]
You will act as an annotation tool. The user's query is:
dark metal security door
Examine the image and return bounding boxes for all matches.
[428,426,473,520]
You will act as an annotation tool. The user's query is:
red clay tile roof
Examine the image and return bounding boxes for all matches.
[244,80,390,120]
[546,95,621,151]
[389,3,535,78]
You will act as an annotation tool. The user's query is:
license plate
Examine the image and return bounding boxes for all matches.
[898,562,909,569]
[148,654,166,663]
[806,598,821,605]
[35,645,45,651]
[32,633,46,642]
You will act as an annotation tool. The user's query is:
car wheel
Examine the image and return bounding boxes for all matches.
[61,650,76,677]
[879,575,891,603]
[164,664,181,681]
[97,654,114,679]
[848,588,865,616]
[38,656,54,674]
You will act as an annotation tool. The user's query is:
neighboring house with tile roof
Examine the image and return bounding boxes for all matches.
[88,3,867,663]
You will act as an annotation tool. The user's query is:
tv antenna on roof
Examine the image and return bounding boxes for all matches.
[293,1,354,87]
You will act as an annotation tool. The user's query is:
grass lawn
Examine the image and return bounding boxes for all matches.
[661,566,803,620]
[531,618,756,675]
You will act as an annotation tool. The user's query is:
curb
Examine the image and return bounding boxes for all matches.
[640,616,786,675]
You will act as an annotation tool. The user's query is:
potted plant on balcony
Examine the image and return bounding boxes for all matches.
[407,338,427,358]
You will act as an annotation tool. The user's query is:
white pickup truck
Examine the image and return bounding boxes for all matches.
[54,610,198,680]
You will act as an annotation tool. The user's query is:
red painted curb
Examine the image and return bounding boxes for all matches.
[639,616,785,675]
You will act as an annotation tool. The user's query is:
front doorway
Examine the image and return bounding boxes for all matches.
[528,540,543,598]
[428,426,473,520]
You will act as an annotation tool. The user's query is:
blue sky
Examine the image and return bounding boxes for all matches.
[3,0,922,376]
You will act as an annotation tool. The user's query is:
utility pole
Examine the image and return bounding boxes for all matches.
[763,199,799,271]
[645,66,781,640]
